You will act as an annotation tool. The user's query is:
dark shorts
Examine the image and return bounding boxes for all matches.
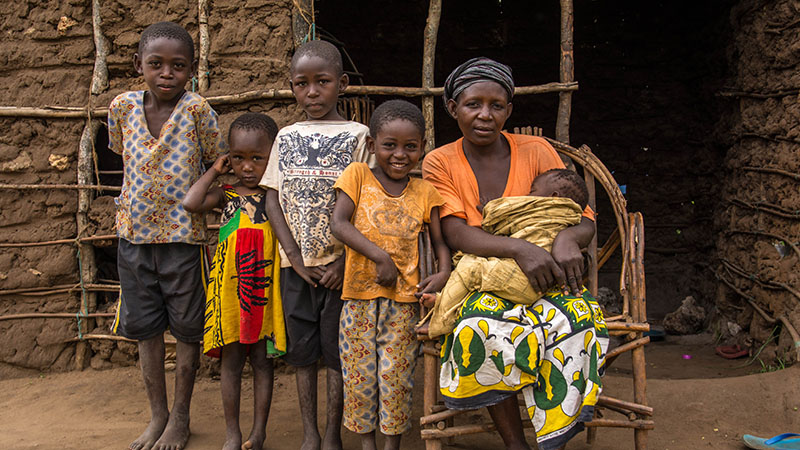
[280,267,343,370]
[112,239,208,342]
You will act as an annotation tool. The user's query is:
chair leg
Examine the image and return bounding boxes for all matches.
[423,340,443,450]
[632,343,648,449]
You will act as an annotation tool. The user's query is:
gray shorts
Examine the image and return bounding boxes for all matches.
[280,267,343,370]
[112,239,208,342]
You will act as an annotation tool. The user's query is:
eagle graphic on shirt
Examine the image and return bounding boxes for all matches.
[277,131,359,260]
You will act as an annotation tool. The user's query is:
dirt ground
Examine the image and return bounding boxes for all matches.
[1,333,799,450]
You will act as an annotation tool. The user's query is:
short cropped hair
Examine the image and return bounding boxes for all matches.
[369,100,425,138]
[290,40,343,76]
[539,168,589,209]
[139,21,195,60]
[229,112,279,143]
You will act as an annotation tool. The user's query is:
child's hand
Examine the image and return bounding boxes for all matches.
[211,154,231,175]
[288,255,320,288]
[375,253,399,287]
[416,271,449,298]
[318,255,345,290]
[418,292,437,309]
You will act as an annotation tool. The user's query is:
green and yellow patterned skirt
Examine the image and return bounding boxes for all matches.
[439,288,608,450]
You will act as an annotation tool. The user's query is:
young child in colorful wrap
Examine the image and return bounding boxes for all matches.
[107,21,226,450]
[261,39,375,450]
[422,57,608,450]
[419,168,590,338]
[183,112,284,450]
[330,100,451,450]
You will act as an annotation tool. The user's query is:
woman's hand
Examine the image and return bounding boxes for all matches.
[551,233,584,296]
[511,240,565,295]
[375,253,399,287]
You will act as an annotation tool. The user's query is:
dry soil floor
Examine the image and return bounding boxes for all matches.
[1,333,799,450]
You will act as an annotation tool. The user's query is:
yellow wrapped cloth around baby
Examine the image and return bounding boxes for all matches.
[426,196,582,338]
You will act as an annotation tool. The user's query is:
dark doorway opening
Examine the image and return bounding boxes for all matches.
[318,0,735,319]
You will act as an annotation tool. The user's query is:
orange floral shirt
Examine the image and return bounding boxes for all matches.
[334,163,444,303]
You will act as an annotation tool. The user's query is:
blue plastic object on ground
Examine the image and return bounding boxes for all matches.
[743,433,800,449]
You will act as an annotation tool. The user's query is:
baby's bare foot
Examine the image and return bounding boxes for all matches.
[129,415,168,450]
[152,411,190,450]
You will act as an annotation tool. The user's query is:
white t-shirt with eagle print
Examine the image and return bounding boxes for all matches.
[260,120,375,268]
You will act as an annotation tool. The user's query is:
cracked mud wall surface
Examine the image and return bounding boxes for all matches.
[0,0,302,375]
[713,0,800,362]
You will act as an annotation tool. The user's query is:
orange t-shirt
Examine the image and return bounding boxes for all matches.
[334,163,445,303]
[421,132,594,226]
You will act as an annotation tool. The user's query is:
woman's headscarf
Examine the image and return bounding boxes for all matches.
[442,57,515,109]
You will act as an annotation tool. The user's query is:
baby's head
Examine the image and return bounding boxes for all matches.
[228,113,278,189]
[367,100,426,181]
[529,168,589,209]
[289,40,348,121]
[135,22,196,102]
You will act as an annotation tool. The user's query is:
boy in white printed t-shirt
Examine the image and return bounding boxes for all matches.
[260,39,373,450]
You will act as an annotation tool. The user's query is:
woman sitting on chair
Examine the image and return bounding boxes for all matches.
[422,57,609,450]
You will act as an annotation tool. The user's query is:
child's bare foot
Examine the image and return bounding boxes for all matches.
[242,429,266,450]
[300,433,321,450]
[222,434,244,450]
[129,414,168,450]
[420,292,436,308]
[152,410,191,450]
[321,430,342,450]
[415,322,430,336]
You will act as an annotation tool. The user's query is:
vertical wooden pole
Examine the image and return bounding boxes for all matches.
[556,0,574,144]
[90,0,109,95]
[198,0,210,93]
[292,0,314,48]
[76,121,99,370]
[631,212,648,449]
[75,0,106,370]
[422,0,442,154]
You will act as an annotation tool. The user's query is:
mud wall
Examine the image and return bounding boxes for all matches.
[714,0,800,362]
[0,0,301,375]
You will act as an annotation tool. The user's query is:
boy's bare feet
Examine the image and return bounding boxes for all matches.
[242,429,265,450]
[129,414,168,450]
[222,431,242,450]
[415,322,430,336]
[152,410,191,450]
[296,364,322,450]
[322,368,343,450]
[300,433,321,450]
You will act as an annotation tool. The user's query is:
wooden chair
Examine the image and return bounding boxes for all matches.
[417,135,652,450]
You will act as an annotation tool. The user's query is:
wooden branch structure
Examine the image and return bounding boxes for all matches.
[556,0,574,144]
[421,0,441,153]
[741,166,800,180]
[198,0,210,93]
[0,82,579,118]
[90,0,109,95]
[0,183,120,191]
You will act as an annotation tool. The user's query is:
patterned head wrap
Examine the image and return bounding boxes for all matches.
[442,57,515,109]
